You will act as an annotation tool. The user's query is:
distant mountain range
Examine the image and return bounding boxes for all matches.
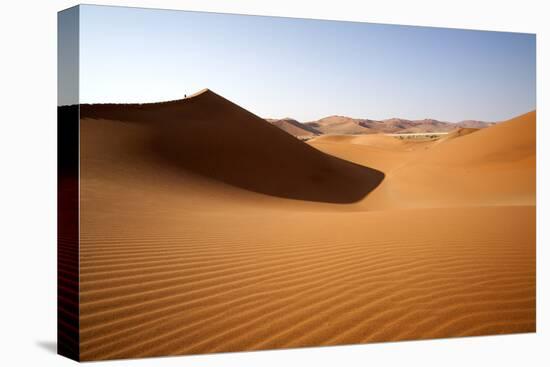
[266,115,495,137]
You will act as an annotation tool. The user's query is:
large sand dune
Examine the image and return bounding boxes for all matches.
[77,91,535,360]
[80,89,383,204]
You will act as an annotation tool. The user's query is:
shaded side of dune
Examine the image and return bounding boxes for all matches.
[80,90,384,203]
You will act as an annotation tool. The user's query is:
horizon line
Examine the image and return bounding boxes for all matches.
[65,87,535,124]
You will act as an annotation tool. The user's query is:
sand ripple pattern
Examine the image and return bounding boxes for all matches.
[79,207,535,361]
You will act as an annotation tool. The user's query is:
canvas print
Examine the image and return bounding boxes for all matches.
[58,4,536,362]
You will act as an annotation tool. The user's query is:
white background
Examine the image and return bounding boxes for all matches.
[0,0,547,365]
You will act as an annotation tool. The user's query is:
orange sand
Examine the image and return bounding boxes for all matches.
[78,91,535,360]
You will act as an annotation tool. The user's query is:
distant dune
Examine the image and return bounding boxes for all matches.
[266,117,321,137]
[306,115,373,135]
[456,120,494,129]
[432,127,480,144]
[77,90,535,360]
[265,115,495,137]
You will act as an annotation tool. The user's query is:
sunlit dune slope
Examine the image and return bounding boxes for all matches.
[366,111,535,209]
[417,111,535,166]
[432,127,480,144]
[309,111,535,209]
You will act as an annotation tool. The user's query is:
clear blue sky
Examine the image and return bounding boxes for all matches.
[76,5,536,122]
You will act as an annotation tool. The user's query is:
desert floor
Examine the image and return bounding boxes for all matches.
[77,90,535,360]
